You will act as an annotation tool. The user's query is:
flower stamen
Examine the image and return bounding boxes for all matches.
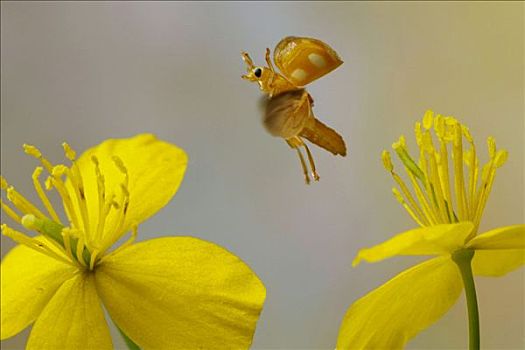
[49,165,81,230]
[62,142,92,243]
[1,198,22,223]
[3,180,47,220]
[23,144,53,172]
[1,224,76,267]
[32,167,62,224]
[382,151,428,225]
[452,121,469,220]
[102,157,130,249]
[384,110,508,230]
[392,188,425,226]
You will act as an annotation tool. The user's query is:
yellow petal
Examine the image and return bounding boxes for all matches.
[1,244,76,340]
[72,134,187,246]
[472,249,524,277]
[467,225,525,277]
[466,224,525,249]
[95,237,266,350]
[336,257,462,349]
[353,222,474,266]
[27,273,112,350]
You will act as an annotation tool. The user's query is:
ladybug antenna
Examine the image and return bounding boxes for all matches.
[241,51,255,71]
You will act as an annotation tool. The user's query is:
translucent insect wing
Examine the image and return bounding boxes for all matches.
[273,37,343,86]
[264,89,312,139]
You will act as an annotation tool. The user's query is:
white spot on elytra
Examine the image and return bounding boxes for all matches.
[291,68,307,81]
[308,53,326,68]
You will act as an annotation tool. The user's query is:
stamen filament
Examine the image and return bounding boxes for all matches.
[405,169,438,226]
[437,139,455,222]
[417,150,441,224]
[6,187,47,220]
[22,214,91,266]
[393,141,425,181]
[391,173,428,225]
[65,167,90,241]
[1,199,22,223]
[61,228,77,264]
[92,156,108,244]
[89,249,100,270]
[463,128,478,219]
[428,150,448,223]
[452,123,468,220]
[75,235,88,267]
[49,169,81,229]
[472,150,507,230]
[1,224,76,267]
[23,144,53,172]
[392,188,425,226]
[32,167,62,224]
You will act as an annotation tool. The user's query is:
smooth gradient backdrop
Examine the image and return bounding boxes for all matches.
[1,2,524,349]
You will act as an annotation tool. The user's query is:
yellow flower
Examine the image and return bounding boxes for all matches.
[1,134,266,349]
[336,111,524,349]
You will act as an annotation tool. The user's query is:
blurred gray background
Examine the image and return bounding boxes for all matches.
[1,2,523,349]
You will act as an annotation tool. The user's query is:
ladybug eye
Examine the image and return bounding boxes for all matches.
[254,67,262,78]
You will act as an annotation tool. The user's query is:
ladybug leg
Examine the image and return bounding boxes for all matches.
[307,93,314,107]
[286,138,311,185]
[265,48,275,73]
[302,141,320,181]
[264,48,278,94]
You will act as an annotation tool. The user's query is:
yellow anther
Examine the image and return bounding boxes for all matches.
[462,125,473,143]
[112,156,128,175]
[487,137,496,159]
[23,144,42,158]
[392,135,406,151]
[444,116,458,126]
[494,150,508,168]
[414,122,423,146]
[62,142,77,161]
[52,165,68,177]
[434,115,445,138]
[421,132,435,153]
[382,150,393,172]
[422,110,433,130]
[452,122,462,147]
[91,155,100,165]
[463,149,474,167]
[120,183,130,198]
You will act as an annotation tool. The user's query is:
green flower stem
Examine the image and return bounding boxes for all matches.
[116,325,141,350]
[452,249,480,350]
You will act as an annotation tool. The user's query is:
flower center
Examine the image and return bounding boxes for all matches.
[382,111,508,232]
[1,143,135,270]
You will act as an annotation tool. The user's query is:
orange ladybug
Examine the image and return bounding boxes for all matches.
[241,36,347,184]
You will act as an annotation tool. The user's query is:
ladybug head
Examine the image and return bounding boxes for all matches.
[241,51,269,83]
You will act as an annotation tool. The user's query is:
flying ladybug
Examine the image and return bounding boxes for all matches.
[241,36,347,184]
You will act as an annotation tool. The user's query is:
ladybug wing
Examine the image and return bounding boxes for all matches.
[263,89,312,139]
[273,37,343,86]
